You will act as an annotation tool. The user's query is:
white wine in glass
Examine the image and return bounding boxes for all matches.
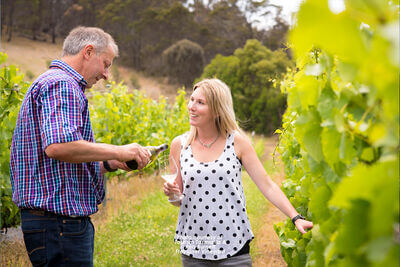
[160,155,183,202]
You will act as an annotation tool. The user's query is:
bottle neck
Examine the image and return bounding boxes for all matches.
[147,144,167,155]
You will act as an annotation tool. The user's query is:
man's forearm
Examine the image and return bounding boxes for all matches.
[45,140,120,163]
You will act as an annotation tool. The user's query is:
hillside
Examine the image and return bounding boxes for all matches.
[0,36,180,100]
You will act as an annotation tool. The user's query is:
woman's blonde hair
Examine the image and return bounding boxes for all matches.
[185,78,242,147]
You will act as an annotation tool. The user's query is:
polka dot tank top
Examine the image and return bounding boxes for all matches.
[175,132,254,260]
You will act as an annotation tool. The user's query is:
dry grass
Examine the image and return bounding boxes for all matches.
[117,66,181,102]
[1,36,62,79]
[91,173,165,228]
[0,238,31,267]
[252,169,287,267]
[1,35,181,102]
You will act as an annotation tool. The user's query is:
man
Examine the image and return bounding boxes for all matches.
[10,26,150,266]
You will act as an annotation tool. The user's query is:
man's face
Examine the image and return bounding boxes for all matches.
[85,45,115,88]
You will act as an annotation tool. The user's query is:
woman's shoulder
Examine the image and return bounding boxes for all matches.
[171,132,189,150]
[232,131,253,157]
[232,131,250,144]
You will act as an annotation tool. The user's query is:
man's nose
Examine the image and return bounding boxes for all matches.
[103,68,109,80]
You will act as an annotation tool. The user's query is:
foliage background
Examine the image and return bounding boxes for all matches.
[89,83,190,176]
[200,39,293,135]
[274,0,399,266]
[0,53,29,229]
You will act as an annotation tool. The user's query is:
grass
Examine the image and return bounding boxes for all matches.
[94,191,181,266]
[93,158,278,266]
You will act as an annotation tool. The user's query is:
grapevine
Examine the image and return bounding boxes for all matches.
[274,1,399,266]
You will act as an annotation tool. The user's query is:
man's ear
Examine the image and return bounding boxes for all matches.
[82,44,95,60]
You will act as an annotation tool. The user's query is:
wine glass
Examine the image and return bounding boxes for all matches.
[160,154,183,202]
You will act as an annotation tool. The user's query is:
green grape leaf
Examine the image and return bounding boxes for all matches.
[294,72,323,110]
[290,0,367,63]
[332,199,370,256]
[329,161,398,208]
[317,86,336,120]
[308,184,332,222]
[364,236,396,263]
[339,132,357,165]
[360,147,375,162]
[281,239,296,248]
[321,127,341,169]
[295,110,323,162]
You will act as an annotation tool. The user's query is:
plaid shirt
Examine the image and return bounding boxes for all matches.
[10,60,105,216]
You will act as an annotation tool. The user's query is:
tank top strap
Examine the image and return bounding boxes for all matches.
[179,132,189,150]
[226,131,236,148]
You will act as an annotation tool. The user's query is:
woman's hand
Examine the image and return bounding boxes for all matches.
[163,181,181,199]
[294,219,313,234]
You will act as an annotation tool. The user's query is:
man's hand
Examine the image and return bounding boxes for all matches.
[107,160,131,172]
[117,143,150,169]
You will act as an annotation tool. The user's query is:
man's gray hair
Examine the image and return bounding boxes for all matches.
[62,26,119,57]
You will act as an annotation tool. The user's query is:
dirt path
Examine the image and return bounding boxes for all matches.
[253,137,287,267]
[253,171,287,267]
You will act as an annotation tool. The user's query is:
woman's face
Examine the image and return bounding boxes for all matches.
[187,88,214,127]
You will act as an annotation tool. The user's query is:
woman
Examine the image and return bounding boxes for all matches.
[164,78,313,266]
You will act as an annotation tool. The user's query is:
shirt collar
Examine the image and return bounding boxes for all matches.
[49,60,88,92]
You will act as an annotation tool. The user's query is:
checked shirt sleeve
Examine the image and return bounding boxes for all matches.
[41,80,84,149]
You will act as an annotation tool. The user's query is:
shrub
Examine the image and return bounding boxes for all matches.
[25,70,34,80]
[162,39,205,88]
[45,59,52,68]
[130,74,140,89]
[111,65,121,83]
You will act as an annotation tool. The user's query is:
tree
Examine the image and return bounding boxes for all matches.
[200,39,293,134]
[1,0,17,42]
[190,0,253,62]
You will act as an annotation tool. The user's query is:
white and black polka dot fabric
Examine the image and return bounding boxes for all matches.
[174,132,254,260]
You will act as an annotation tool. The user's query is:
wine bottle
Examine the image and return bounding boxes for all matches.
[126,143,168,170]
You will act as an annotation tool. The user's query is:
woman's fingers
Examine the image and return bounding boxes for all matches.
[163,182,180,195]
[296,220,313,234]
